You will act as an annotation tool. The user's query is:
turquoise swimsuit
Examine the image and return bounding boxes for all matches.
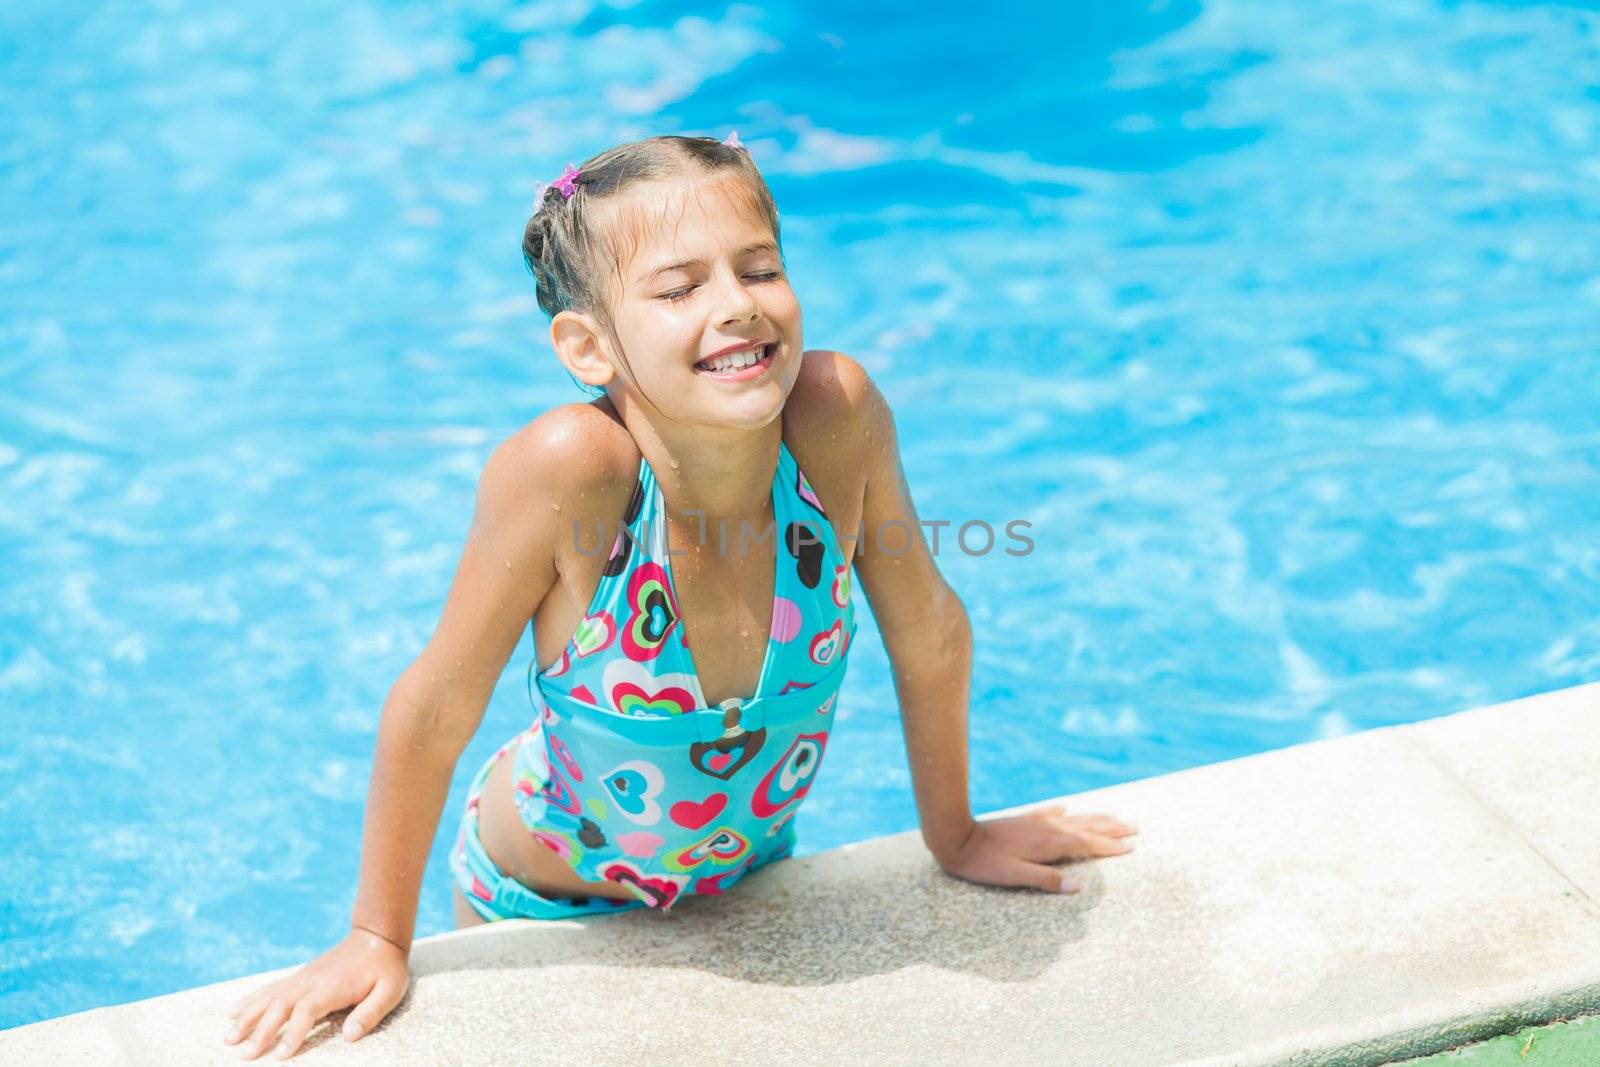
[451,438,856,920]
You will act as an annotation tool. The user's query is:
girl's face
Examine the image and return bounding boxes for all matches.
[603,173,802,430]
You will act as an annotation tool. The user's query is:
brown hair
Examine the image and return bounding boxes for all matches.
[521,134,784,403]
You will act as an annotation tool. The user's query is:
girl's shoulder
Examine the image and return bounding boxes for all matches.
[781,348,883,520]
[476,400,641,553]
[783,347,882,449]
[787,348,876,435]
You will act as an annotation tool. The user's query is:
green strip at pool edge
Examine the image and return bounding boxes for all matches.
[1393,1013,1600,1065]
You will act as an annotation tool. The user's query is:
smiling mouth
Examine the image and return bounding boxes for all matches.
[694,343,776,377]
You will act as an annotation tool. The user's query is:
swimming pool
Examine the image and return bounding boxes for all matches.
[2,0,1596,1030]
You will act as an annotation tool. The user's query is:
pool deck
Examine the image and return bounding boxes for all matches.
[4,680,1598,1066]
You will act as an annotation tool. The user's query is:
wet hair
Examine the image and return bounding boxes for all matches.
[521,134,784,406]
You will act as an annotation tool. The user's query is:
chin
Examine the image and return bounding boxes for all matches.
[688,386,787,430]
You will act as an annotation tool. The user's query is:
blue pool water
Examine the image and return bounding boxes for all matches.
[3,0,1598,1030]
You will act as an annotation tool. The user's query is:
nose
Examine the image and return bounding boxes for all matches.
[712,265,762,327]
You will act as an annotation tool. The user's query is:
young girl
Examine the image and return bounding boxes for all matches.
[222,131,1138,1061]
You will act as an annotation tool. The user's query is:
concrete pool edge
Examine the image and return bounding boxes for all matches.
[1192,975,1600,1067]
[1,679,1595,1066]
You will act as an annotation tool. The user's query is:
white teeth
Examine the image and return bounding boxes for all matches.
[700,345,767,373]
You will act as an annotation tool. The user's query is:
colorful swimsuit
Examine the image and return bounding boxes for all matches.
[451,438,856,921]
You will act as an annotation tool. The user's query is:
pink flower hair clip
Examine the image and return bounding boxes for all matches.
[551,162,582,200]
[533,162,583,212]
[535,134,743,214]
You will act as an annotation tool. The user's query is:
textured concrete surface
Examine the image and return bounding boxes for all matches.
[3,681,1597,1066]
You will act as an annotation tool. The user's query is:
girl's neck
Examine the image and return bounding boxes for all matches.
[598,396,783,521]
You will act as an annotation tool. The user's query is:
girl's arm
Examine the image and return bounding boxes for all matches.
[843,361,1138,895]
[347,419,573,950]
[225,412,582,1060]
[350,415,576,953]
[845,367,978,862]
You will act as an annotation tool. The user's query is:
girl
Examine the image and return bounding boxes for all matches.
[222,132,1138,1061]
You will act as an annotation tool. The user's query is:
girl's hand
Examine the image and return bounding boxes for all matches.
[222,926,410,1060]
[935,802,1138,894]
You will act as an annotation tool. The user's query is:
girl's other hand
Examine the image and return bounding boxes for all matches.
[936,802,1138,894]
[221,926,410,1060]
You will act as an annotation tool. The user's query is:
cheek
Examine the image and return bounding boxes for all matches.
[622,314,698,374]
[764,290,802,335]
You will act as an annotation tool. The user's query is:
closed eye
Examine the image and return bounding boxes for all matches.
[661,272,783,302]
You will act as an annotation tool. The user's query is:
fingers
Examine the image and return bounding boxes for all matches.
[269,997,331,1061]
[224,987,276,1046]
[341,975,405,1043]
[987,852,1079,894]
[1084,831,1134,856]
[1046,808,1139,840]
[1024,833,1121,864]
[240,996,293,1060]
[1059,826,1134,859]
[222,976,380,1059]
[1015,816,1134,863]
[228,985,263,1020]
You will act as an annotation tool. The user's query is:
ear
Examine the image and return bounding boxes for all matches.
[550,310,616,390]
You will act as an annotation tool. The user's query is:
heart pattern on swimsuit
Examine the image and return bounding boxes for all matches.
[601,659,702,717]
[669,792,728,829]
[621,561,679,660]
[610,679,698,717]
[543,648,571,678]
[795,468,826,515]
[571,611,616,658]
[601,859,686,910]
[601,527,632,577]
[531,827,581,864]
[831,564,850,608]
[786,521,825,588]
[548,731,583,782]
[601,757,666,825]
[751,730,829,818]
[616,830,665,857]
[539,766,582,816]
[809,620,844,665]
[599,483,645,578]
[689,726,766,781]
[690,865,748,896]
[663,826,750,872]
